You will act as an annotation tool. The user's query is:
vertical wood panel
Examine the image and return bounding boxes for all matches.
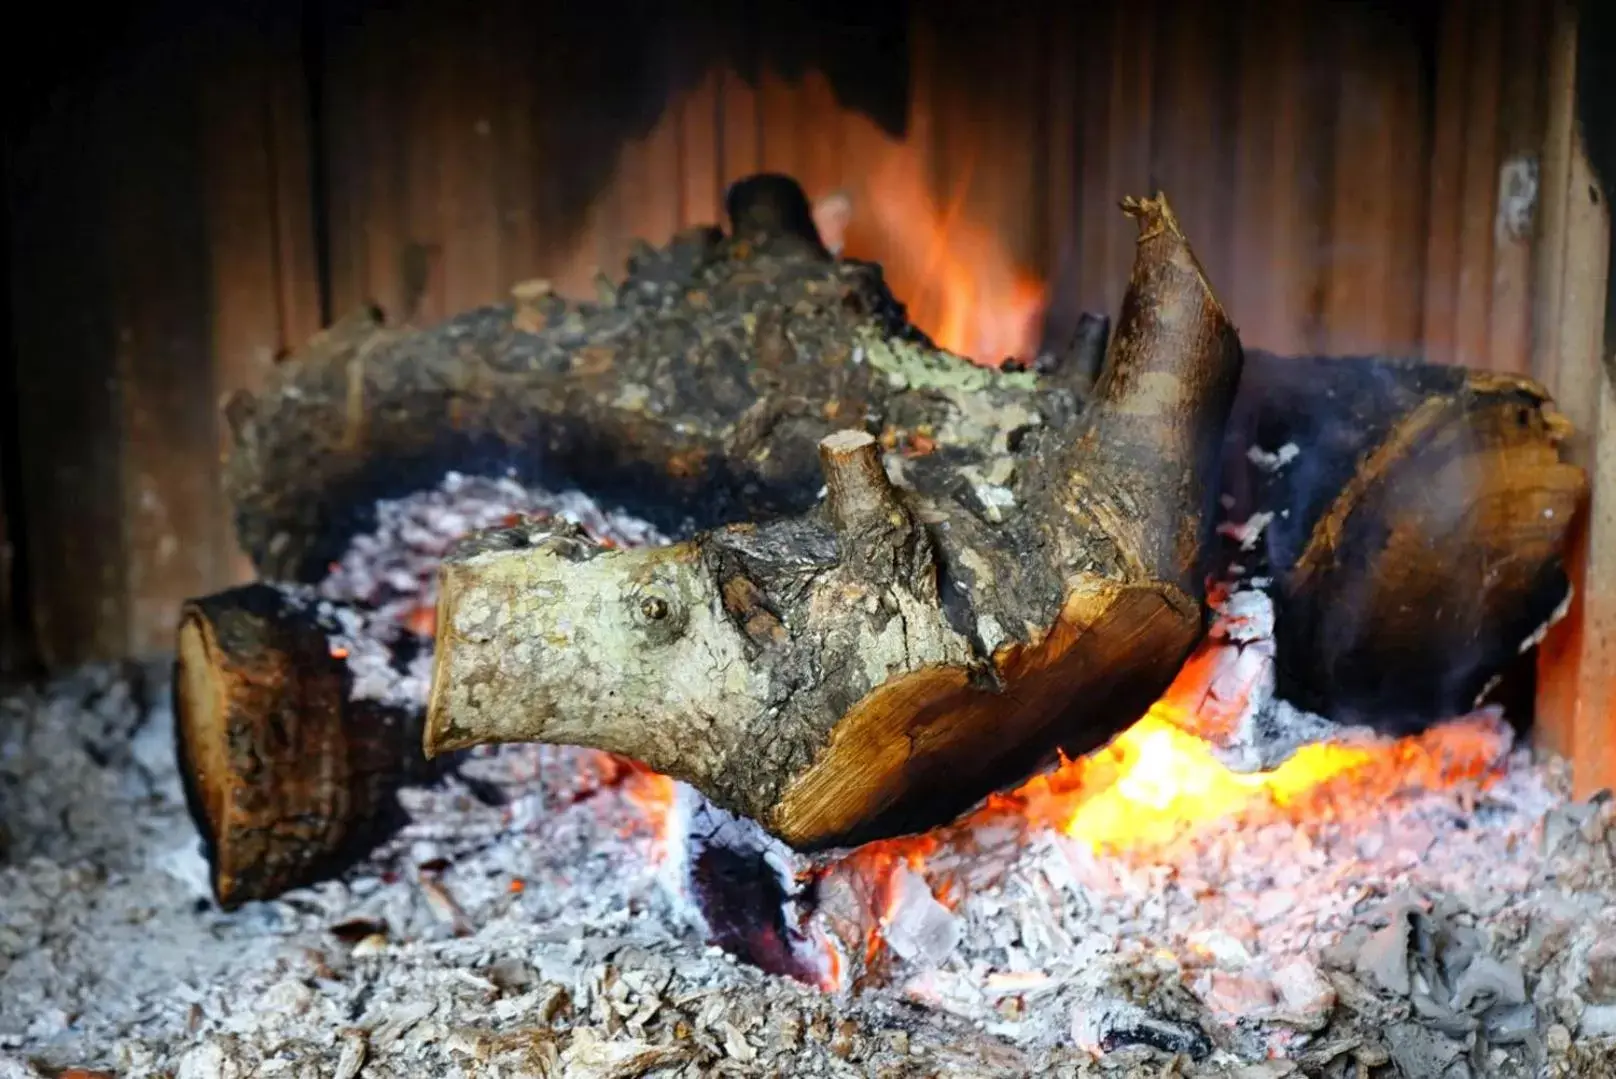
[1486,0,1547,375]
[642,106,686,244]
[680,68,723,227]
[1071,5,1117,317]
[1532,2,1616,798]
[323,7,409,319]
[437,3,502,316]
[719,67,761,190]
[1451,1,1504,366]
[757,69,803,181]
[491,0,538,295]
[402,9,451,325]
[11,0,1586,666]
[1422,0,1473,363]
[797,71,845,202]
[8,89,128,663]
[1043,2,1079,312]
[1095,0,1157,322]
[108,46,221,655]
[1230,0,1324,355]
[1151,0,1237,296]
[201,12,320,585]
[1322,5,1431,356]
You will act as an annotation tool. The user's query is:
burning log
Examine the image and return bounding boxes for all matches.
[175,584,432,907]
[220,174,949,585]
[423,193,1244,849]
[1221,353,1586,732]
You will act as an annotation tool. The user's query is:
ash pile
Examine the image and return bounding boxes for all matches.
[4,472,1616,1078]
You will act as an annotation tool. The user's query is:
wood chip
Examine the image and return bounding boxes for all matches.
[333,1031,367,1079]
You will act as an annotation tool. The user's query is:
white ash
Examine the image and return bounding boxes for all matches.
[0,665,1101,1077]
[7,469,1616,1076]
[803,714,1616,1072]
[6,667,1616,1076]
[309,470,668,709]
[1161,586,1363,774]
[1216,511,1275,552]
[1246,442,1300,473]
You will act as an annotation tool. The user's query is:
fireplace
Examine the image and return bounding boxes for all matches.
[3,2,1615,1076]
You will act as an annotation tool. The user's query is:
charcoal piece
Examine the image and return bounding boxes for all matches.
[1098,1014,1212,1060]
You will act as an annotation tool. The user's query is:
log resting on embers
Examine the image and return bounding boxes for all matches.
[424,193,1245,850]
[1220,352,1586,733]
[175,585,433,907]
[181,172,1586,899]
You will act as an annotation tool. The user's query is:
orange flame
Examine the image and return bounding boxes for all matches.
[814,688,1508,984]
[1029,706,1484,854]
[831,140,1046,365]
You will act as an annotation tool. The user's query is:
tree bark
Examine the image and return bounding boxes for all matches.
[175,584,430,907]
[424,193,1244,850]
[220,175,1034,585]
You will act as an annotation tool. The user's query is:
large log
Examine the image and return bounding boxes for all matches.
[423,194,1244,850]
[221,173,1037,585]
[175,584,431,907]
[1221,353,1586,732]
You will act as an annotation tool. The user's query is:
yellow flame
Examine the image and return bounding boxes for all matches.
[1059,706,1378,851]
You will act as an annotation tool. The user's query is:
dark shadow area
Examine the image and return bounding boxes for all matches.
[1578,0,1616,368]
[312,0,911,271]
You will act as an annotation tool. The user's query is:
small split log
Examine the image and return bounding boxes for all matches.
[175,584,429,907]
[424,193,1244,849]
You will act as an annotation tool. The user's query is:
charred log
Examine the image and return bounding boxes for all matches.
[424,193,1244,850]
[220,176,1011,586]
[1221,353,1586,732]
[1036,311,1111,391]
[175,584,431,907]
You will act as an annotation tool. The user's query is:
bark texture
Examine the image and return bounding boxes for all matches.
[223,175,1068,585]
[175,584,429,907]
[425,194,1244,850]
[198,171,1589,889]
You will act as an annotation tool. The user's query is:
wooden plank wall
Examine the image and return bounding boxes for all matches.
[5,6,319,665]
[1532,0,1615,799]
[1,0,1576,664]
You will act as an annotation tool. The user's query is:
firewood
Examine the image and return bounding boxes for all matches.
[220,173,959,586]
[175,584,430,907]
[201,171,1588,889]
[1222,352,1586,731]
[423,193,1245,850]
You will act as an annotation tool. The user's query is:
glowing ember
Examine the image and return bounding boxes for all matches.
[619,762,679,857]
[1033,706,1495,855]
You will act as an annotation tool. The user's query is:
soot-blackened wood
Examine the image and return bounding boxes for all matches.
[223,175,1031,585]
[175,584,429,907]
[424,194,1244,850]
[1222,351,1587,731]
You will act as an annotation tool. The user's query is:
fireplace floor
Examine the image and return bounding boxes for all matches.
[3,659,1615,1077]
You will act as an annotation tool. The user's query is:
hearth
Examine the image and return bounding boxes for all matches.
[4,2,1615,1077]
